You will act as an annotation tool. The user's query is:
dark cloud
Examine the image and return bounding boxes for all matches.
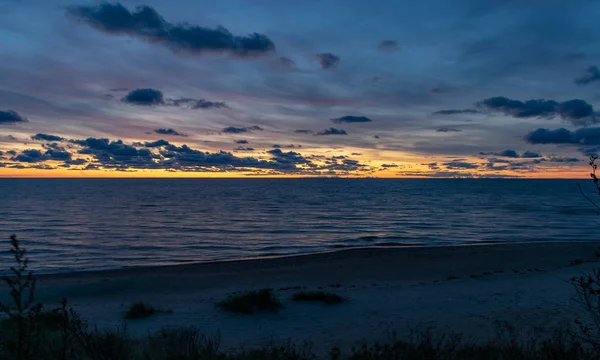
[315,53,340,69]
[31,133,64,141]
[222,126,263,134]
[432,109,479,115]
[480,150,542,158]
[378,40,398,52]
[381,164,398,168]
[294,129,312,134]
[143,139,170,148]
[436,127,462,132]
[547,157,580,163]
[154,128,186,136]
[443,160,479,170]
[315,127,348,136]
[524,127,600,145]
[272,144,296,149]
[574,66,600,85]
[122,88,164,106]
[66,3,275,58]
[0,110,28,124]
[122,88,226,109]
[479,96,598,125]
[0,136,367,175]
[235,139,248,144]
[12,148,72,163]
[496,149,519,158]
[479,97,558,118]
[373,135,380,139]
[331,116,372,124]
[522,151,542,158]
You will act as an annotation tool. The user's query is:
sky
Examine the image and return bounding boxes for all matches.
[1,0,599,178]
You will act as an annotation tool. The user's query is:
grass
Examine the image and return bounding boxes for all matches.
[124,301,172,319]
[292,291,344,304]
[217,289,283,315]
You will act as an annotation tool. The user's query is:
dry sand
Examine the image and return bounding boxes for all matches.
[5,242,600,352]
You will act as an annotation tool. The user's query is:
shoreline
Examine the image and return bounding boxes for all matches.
[32,239,599,279]
[3,241,600,351]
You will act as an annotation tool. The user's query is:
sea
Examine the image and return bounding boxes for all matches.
[0,178,598,274]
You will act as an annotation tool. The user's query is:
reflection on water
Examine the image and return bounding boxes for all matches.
[0,178,596,273]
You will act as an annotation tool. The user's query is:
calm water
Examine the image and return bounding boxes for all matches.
[0,179,597,274]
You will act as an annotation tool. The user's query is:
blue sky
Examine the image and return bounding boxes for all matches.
[0,0,598,177]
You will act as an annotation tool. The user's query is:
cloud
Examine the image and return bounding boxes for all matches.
[169,98,228,109]
[154,128,186,136]
[479,97,558,118]
[122,88,164,106]
[522,151,542,158]
[143,139,170,147]
[378,40,398,52]
[478,96,598,126]
[12,148,72,162]
[331,115,372,124]
[432,109,479,115]
[31,133,64,141]
[436,127,462,132]
[524,127,600,145]
[0,110,28,124]
[575,66,600,85]
[66,2,275,58]
[275,56,296,69]
[122,88,227,109]
[235,139,248,144]
[294,129,312,134]
[315,53,340,69]
[496,149,519,158]
[480,149,542,158]
[315,127,347,135]
[443,160,479,170]
[233,146,254,151]
[222,126,263,134]
[547,157,580,163]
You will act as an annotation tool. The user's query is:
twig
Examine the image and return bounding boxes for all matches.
[578,182,600,213]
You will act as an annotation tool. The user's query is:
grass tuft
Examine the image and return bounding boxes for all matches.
[292,291,344,304]
[218,289,282,315]
[124,301,171,320]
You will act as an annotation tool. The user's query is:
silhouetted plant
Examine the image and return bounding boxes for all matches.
[572,156,600,353]
[217,289,282,315]
[124,301,157,320]
[0,234,43,360]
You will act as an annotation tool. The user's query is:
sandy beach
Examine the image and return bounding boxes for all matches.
[6,242,600,352]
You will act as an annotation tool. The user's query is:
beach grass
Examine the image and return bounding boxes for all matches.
[217,289,283,315]
[292,291,344,304]
[124,301,173,320]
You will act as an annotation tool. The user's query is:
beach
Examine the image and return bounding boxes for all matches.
[5,242,600,352]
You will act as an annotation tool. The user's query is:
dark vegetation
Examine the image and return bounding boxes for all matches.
[2,159,600,357]
[292,291,344,304]
[124,301,172,320]
[217,289,283,315]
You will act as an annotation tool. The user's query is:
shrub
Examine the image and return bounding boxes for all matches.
[217,289,282,315]
[124,302,157,320]
[292,291,344,304]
